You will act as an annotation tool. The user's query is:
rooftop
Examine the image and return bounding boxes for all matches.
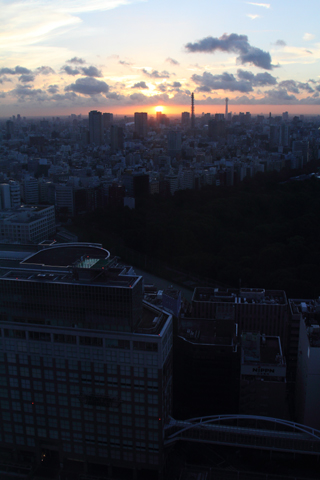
[193,287,286,305]
[0,243,141,289]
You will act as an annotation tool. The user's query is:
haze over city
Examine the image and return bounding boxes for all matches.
[1,0,320,117]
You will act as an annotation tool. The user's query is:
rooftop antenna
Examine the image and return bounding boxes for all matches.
[225,97,228,119]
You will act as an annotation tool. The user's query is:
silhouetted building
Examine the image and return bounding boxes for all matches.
[89,110,103,146]
[181,112,190,127]
[239,332,286,418]
[134,112,148,138]
[110,125,124,154]
[296,310,320,429]
[174,304,239,418]
[103,112,113,129]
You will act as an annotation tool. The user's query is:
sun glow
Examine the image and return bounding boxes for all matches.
[155,105,164,113]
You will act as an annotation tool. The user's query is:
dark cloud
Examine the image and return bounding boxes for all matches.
[191,71,254,93]
[65,77,109,95]
[62,65,102,77]
[157,84,167,92]
[80,66,103,77]
[0,66,32,75]
[275,40,286,47]
[47,85,59,94]
[262,88,298,103]
[237,69,277,86]
[19,74,35,83]
[185,33,275,70]
[0,76,11,84]
[67,57,86,64]
[142,69,170,78]
[279,80,314,94]
[62,65,80,76]
[166,57,180,65]
[36,66,55,75]
[171,81,182,88]
[131,81,148,89]
[11,85,43,97]
[119,60,132,66]
[106,92,124,100]
[52,92,78,102]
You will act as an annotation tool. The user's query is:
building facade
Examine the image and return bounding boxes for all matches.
[0,243,173,478]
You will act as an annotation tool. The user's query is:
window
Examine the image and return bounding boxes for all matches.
[45,382,54,393]
[46,394,55,404]
[13,413,22,422]
[34,393,44,403]
[32,368,41,378]
[20,367,30,377]
[12,401,21,411]
[10,378,19,388]
[49,418,57,428]
[135,405,145,415]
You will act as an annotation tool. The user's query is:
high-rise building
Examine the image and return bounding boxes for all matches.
[181,112,190,127]
[167,131,182,158]
[0,243,173,478]
[9,181,21,209]
[102,112,113,129]
[110,125,124,154]
[21,175,39,205]
[0,184,11,209]
[89,110,103,146]
[134,112,148,138]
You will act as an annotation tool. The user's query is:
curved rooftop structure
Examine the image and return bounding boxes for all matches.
[21,243,111,268]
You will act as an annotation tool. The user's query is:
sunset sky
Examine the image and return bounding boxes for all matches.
[1,0,319,117]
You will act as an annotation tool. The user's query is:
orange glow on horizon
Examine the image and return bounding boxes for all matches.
[155,105,164,113]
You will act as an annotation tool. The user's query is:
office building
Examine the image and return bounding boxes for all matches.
[181,112,190,127]
[110,125,124,154]
[239,332,286,418]
[0,184,11,209]
[102,113,113,130]
[167,131,181,158]
[9,181,21,209]
[89,111,103,146]
[191,287,288,354]
[295,300,320,429]
[21,176,39,205]
[174,303,239,418]
[0,205,55,244]
[134,113,148,138]
[0,243,173,478]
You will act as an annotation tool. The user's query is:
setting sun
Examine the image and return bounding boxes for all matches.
[155,105,164,113]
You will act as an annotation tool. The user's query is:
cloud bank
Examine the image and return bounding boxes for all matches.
[186,33,275,70]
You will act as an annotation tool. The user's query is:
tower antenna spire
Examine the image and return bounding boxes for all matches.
[191,92,195,132]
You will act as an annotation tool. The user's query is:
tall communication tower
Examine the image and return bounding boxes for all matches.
[225,97,228,119]
[191,92,195,130]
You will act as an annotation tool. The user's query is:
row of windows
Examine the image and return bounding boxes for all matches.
[2,330,159,352]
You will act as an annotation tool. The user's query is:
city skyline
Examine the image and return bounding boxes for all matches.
[1,0,320,116]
